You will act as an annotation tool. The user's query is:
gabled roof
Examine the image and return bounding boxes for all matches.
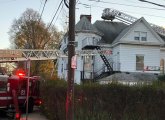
[75,16,103,36]
[93,20,128,44]
[158,33,165,42]
[112,17,164,45]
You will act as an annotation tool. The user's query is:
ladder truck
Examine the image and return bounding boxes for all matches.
[0,49,59,120]
[0,49,71,119]
[101,8,165,37]
[0,71,42,120]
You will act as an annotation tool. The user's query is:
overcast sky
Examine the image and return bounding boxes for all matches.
[0,0,165,49]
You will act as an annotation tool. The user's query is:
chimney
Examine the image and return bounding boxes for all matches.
[80,15,91,22]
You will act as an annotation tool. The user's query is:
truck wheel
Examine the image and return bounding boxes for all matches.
[22,98,34,113]
[28,98,34,113]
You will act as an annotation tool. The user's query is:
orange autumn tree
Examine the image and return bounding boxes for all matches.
[9,8,63,80]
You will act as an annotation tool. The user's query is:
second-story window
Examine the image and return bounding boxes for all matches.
[134,31,147,41]
[141,32,147,41]
[134,31,140,40]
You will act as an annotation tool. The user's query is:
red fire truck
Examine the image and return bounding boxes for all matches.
[0,72,42,119]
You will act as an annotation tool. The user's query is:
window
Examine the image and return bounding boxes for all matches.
[74,41,78,47]
[84,56,92,71]
[134,31,140,40]
[134,31,147,41]
[136,55,144,71]
[0,77,7,91]
[141,32,147,41]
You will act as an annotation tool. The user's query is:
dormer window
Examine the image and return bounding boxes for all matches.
[134,31,147,41]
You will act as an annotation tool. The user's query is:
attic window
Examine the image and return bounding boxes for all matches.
[141,32,147,41]
[134,31,140,40]
[134,31,147,41]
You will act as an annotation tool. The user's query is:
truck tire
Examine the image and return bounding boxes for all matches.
[22,98,34,113]
[28,98,34,113]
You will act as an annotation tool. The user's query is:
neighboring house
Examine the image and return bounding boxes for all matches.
[58,14,165,84]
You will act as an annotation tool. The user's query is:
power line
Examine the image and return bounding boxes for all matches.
[78,2,165,19]
[64,0,69,8]
[47,0,64,29]
[88,0,165,11]
[39,0,44,13]
[121,9,165,19]
[139,0,165,8]
[38,0,48,23]
[54,1,64,24]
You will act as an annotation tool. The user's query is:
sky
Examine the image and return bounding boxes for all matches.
[0,0,165,49]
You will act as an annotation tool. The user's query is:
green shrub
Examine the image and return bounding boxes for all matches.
[40,80,165,120]
[158,75,165,82]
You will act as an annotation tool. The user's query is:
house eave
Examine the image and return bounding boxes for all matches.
[75,30,103,36]
[112,41,162,47]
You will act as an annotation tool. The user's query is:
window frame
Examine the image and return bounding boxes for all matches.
[134,31,147,41]
[141,32,147,41]
[134,31,140,41]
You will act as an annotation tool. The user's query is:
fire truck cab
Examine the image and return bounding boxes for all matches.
[0,73,41,119]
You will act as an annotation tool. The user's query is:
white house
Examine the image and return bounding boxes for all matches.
[57,14,165,84]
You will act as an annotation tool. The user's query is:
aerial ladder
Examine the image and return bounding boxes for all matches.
[101,8,165,37]
[0,49,61,62]
[0,49,113,62]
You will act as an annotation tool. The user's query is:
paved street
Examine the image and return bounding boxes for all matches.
[0,107,49,120]
[21,107,49,120]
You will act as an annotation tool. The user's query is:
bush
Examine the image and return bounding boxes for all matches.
[158,75,165,82]
[40,80,165,120]
[40,79,67,120]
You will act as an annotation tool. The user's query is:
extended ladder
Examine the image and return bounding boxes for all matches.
[0,49,113,62]
[102,8,165,36]
[0,49,60,62]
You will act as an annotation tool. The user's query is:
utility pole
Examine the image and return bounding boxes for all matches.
[66,0,76,120]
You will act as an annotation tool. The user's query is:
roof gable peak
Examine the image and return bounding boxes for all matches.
[112,17,164,45]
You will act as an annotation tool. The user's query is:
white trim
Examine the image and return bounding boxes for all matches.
[0,97,9,100]
[0,96,26,100]
[18,96,26,99]
[0,91,7,93]
[0,106,6,108]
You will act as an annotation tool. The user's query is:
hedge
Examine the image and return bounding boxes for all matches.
[40,80,165,120]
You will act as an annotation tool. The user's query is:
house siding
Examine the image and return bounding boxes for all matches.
[93,53,104,76]
[74,56,82,84]
[57,57,68,80]
[112,45,120,71]
[120,44,160,73]
[76,32,101,50]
